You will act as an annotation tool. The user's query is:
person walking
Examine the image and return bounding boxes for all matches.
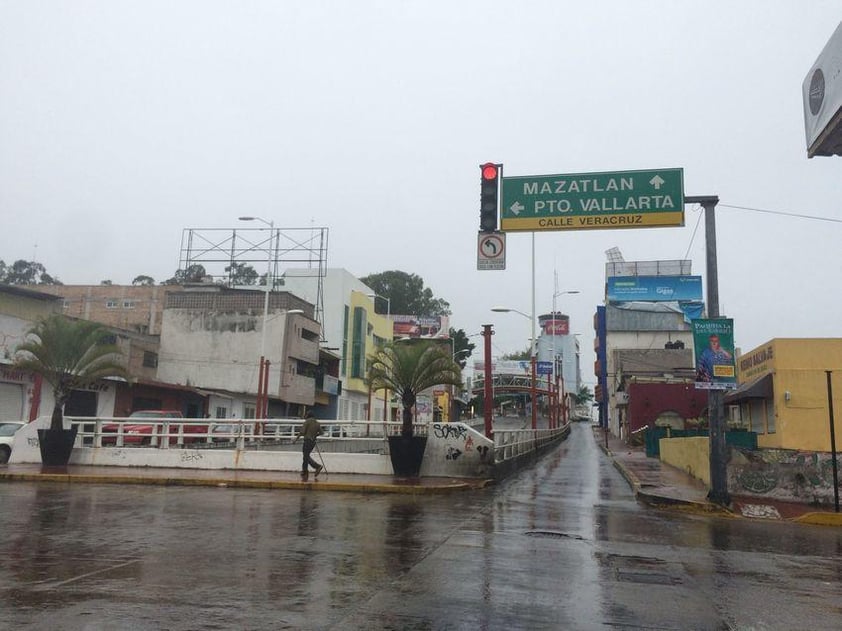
[295,414,323,480]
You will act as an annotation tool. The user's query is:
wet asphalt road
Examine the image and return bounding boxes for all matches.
[2,423,842,630]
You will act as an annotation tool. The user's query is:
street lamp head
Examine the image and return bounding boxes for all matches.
[238,216,255,221]
[490,306,512,313]
[286,309,305,316]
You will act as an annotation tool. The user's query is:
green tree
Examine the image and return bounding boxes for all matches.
[132,275,155,286]
[367,341,462,437]
[0,259,62,285]
[162,264,207,285]
[14,316,129,432]
[360,270,451,316]
[500,347,531,361]
[572,385,593,405]
[450,327,476,369]
[225,262,259,286]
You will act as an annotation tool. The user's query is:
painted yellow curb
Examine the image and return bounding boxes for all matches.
[0,472,487,495]
[791,512,842,527]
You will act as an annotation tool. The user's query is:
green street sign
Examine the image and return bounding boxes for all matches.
[501,168,684,232]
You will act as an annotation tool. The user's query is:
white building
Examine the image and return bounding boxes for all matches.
[157,285,320,419]
[281,268,393,422]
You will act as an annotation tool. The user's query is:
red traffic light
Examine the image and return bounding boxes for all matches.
[481,163,498,180]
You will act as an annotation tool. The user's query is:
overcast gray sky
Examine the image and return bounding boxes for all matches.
[2,1,841,382]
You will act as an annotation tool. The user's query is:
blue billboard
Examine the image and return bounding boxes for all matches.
[607,275,703,303]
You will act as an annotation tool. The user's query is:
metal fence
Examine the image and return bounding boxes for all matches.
[66,417,429,455]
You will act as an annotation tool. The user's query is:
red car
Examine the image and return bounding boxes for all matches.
[101,410,208,446]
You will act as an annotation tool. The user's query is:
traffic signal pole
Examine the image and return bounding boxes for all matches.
[483,324,494,439]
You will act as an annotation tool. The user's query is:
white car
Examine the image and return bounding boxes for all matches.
[0,421,26,464]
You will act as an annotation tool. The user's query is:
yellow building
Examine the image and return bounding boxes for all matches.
[344,291,395,422]
[726,338,842,451]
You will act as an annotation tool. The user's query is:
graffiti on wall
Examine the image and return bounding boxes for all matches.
[432,423,491,463]
[731,448,841,505]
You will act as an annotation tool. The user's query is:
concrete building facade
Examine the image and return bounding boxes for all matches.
[157,286,320,419]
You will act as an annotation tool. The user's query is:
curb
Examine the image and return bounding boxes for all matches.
[0,472,494,495]
[790,511,842,527]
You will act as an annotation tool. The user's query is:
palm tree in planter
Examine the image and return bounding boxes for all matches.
[367,340,463,477]
[15,315,128,467]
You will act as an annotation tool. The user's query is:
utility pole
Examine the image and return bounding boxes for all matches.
[686,195,730,506]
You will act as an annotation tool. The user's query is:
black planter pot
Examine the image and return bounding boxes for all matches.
[38,427,78,467]
[387,435,428,478]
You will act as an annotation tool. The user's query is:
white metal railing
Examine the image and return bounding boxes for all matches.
[492,425,568,463]
[65,417,428,452]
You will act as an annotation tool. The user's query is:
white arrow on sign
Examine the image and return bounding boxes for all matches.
[649,175,665,190]
[510,202,525,215]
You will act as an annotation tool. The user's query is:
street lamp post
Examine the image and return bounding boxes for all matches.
[491,305,538,429]
[239,216,274,419]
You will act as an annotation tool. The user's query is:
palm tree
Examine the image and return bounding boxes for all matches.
[15,315,129,432]
[367,341,463,437]
[572,385,594,406]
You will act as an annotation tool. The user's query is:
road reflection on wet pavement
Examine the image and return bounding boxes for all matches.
[2,423,841,630]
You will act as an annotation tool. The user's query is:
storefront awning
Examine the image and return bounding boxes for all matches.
[724,373,773,404]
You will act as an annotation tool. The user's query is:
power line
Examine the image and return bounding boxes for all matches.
[683,204,704,261]
[720,204,842,224]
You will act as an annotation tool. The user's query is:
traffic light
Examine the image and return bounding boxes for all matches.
[479,162,499,232]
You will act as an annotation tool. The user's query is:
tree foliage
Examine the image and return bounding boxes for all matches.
[367,341,462,437]
[14,315,128,431]
[225,262,259,286]
[132,275,155,286]
[360,270,450,317]
[572,385,593,405]
[162,264,207,285]
[449,327,476,369]
[500,347,531,361]
[0,259,62,285]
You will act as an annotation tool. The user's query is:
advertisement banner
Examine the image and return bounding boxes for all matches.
[607,275,703,303]
[692,319,737,390]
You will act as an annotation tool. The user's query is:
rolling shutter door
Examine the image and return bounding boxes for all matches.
[0,383,24,420]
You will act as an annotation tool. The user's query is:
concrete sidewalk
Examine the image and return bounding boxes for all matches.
[594,426,842,527]
[0,464,493,495]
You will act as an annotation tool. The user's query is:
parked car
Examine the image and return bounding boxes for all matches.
[209,421,255,443]
[101,410,207,446]
[0,421,26,464]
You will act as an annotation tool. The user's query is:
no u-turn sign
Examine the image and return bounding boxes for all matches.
[477,232,506,270]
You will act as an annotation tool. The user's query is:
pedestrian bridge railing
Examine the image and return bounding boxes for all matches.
[492,426,569,464]
[11,417,569,479]
[65,417,429,454]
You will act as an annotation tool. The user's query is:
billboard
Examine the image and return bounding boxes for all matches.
[392,315,449,339]
[607,275,703,303]
[804,22,842,157]
[692,319,737,390]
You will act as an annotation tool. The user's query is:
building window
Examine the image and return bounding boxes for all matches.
[142,351,158,368]
[106,300,118,309]
[63,300,71,310]
[243,404,256,419]
[351,306,367,378]
[123,300,136,309]
[215,406,228,419]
